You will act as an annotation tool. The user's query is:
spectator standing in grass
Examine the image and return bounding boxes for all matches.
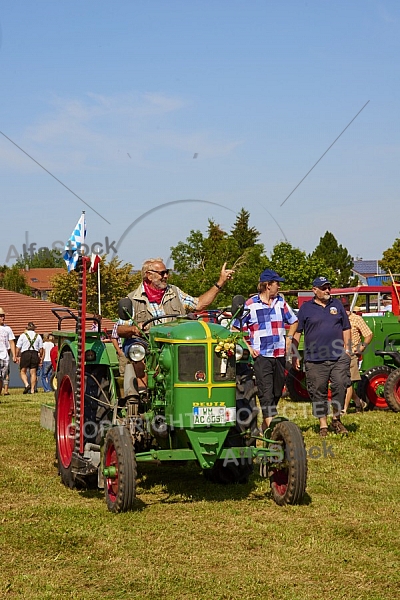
[292,277,351,437]
[16,322,44,395]
[232,268,298,432]
[41,334,55,393]
[0,308,17,397]
[341,300,372,414]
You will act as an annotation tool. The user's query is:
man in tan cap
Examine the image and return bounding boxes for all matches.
[16,322,44,394]
[0,308,16,397]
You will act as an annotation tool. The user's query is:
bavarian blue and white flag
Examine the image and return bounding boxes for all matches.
[63,212,87,272]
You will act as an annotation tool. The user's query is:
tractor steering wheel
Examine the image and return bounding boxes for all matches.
[142,314,186,329]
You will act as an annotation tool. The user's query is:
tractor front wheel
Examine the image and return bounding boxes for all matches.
[383,368,400,412]
[104,426,137,513]
[265,421,307,506]
[359,366,392,410]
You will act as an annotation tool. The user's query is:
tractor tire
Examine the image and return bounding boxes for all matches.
[55,353,77,489]
[104,426,137,513]
[359,366,393,410]
[203,429,254,485]
[285,368,310,402]
[265,421,307,506]
[383,368,400,412]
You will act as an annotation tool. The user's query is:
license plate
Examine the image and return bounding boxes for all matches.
[192,406,236,425]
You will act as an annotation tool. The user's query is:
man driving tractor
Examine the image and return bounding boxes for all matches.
[117,257,235,396]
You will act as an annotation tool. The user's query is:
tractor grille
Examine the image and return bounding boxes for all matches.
[178,346,206,381]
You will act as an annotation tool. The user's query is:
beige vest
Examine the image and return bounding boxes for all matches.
[127,284,186,326]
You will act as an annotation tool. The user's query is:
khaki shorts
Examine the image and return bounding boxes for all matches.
[349,354,361,382]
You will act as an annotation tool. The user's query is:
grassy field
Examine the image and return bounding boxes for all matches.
[1,390,399,600]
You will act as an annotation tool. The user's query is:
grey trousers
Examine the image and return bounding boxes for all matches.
[305,353,351,418]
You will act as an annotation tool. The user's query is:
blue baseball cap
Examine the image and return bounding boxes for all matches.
[312,276,331,288]
[259,268,285,283]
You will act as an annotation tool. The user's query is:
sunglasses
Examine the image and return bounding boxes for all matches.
[0,314,5,317]
[147,269,170,277]
[319,285,331,291]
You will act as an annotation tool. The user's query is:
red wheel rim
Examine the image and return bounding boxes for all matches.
[57,376,75,468]
[365,373,389,409]
[105,443,119,503]
[270,468,288,497]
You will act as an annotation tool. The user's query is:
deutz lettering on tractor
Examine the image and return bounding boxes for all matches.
[53,257,307,513]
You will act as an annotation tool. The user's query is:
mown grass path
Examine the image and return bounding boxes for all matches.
[1,391,399,599]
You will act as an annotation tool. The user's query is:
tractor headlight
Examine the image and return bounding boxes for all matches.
[235,344,244,361]
[123,338,148,362]
[128,342,147,362]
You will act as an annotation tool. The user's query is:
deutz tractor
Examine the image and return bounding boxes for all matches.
[53,257,307,513]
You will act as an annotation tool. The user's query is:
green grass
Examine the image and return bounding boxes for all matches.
[1,390,399,600]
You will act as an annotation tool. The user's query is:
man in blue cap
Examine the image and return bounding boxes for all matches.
[292,276,351,436]
[232,268,298,432]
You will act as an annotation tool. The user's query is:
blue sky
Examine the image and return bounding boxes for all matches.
[0,0,399,270]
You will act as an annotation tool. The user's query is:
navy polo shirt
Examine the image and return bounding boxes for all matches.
[297,297,350,362]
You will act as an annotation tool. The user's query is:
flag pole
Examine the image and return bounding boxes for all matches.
[97,258,101,315]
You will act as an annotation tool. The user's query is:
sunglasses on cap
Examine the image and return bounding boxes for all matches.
[147,269,170,277]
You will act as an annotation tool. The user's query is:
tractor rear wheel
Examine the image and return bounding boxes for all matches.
[55,353,77,488]
[285,368,310,402]
[359,366,392,410]
[264,421,307,506]
[383,368,400,412]
[104,426,137,513]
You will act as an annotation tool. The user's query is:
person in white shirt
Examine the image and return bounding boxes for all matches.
[16,322,44,395]
[41,334,55,392]
[381,294,393,313]
[0,308,16,396]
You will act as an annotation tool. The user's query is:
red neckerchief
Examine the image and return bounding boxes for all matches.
[143,280,166,304]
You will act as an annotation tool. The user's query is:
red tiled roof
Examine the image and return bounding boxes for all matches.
[0,289,116,336]
[20,268,66,291]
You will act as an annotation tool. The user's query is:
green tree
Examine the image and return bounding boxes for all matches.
[48,257,141,319]
[230,208,260,251]
[170,210,266,307]
[379,237,400,275]
[1,265,32,294]
[267,242,336,306]
[15,248,65,268]
[311,231,356,287]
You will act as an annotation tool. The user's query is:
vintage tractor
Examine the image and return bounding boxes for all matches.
[285,284,400,411]
[53,257,307,512]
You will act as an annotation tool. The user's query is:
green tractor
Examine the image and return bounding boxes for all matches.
[53,258,307,512]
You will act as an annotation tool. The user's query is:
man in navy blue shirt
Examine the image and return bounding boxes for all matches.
[292,277,351,436]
